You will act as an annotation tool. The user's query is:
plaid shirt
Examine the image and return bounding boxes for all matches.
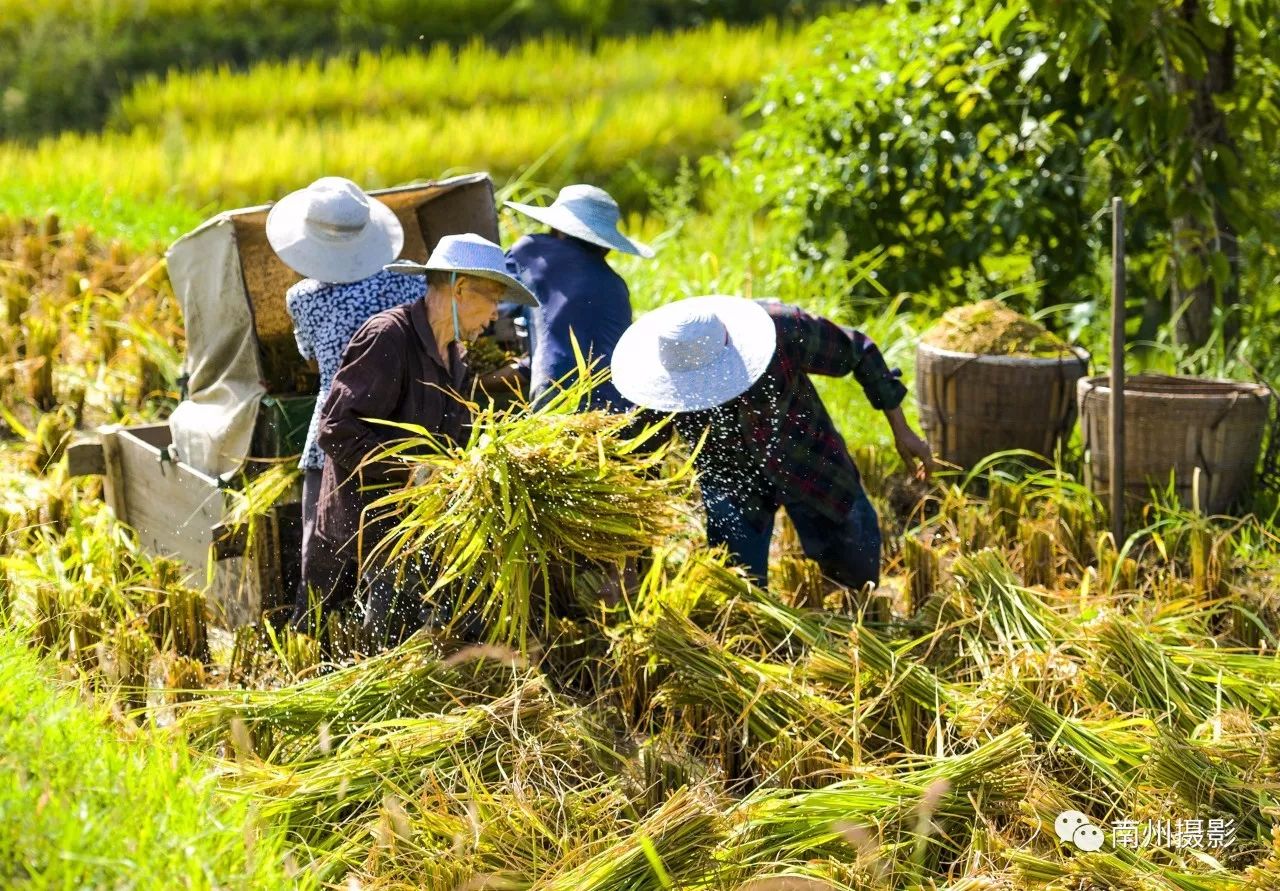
[670,300,906,530]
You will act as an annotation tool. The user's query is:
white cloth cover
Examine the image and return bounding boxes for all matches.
[166,217,266,478]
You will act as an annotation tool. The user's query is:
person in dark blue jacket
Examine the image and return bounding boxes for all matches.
[504,184,653,411]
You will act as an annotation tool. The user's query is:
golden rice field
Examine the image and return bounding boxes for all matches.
[114,22,805,130]
[0,20,814,243]
[5,8,1280,890]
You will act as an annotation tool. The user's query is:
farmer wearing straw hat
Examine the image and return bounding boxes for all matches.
[502,184,653,410]
[611,296,935,592]
[298,233,538,640]
[267,176,423,629]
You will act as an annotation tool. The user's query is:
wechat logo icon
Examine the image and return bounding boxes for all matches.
[1056,810,1104,852]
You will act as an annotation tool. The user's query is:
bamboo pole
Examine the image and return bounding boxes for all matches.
[1110,198,1126,545]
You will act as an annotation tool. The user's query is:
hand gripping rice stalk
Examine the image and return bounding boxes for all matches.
[368,369,696,651]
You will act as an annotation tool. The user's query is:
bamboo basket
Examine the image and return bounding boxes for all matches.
[1077,374,1272,514]
[916,342,1089,469]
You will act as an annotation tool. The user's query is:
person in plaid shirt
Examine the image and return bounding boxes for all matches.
[611,295,933,590]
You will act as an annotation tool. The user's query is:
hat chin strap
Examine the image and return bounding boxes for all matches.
[450,272,462,342]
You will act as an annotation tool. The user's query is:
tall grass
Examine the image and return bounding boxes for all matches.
[0,626,306,889]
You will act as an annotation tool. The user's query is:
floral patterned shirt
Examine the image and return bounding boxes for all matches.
[285,269,424,470]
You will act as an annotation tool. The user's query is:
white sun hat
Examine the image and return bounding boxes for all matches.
[386,233,538,306]
[265,177,404,283]
[611,296,777,413]
[505,184,654,258]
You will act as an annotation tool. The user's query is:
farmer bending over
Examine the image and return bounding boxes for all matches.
[611,296,934,591]
[267,177,422,630]
[302,234,538,641]
[500,184,653,410]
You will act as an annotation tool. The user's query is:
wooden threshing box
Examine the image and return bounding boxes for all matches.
[70,174,501,627]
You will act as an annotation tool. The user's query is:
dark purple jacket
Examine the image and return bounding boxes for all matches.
[313,300,471,561]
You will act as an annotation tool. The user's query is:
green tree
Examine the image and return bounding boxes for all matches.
[732,1,1280,346]
[727,3,1095,305]
[986,0,1280,345]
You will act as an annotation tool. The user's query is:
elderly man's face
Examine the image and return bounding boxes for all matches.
[453,275,504,340]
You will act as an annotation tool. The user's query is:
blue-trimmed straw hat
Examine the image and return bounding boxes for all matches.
[266,177,404,283]
[505,184,654,258]
[387,233,538,305]
[611,296,777,413]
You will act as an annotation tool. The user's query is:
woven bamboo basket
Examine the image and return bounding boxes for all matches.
[1077,374,1272,514]
[916,342,1090,469]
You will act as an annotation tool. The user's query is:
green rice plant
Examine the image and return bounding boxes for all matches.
[0,89,740,228]
[370,372,695,650]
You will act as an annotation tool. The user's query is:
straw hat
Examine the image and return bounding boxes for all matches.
[505,184,654,258]
[610,296,777,413]
[386,233,538,306]
[266,177,404,283]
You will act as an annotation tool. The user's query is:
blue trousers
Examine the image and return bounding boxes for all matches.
[703,484,882,592]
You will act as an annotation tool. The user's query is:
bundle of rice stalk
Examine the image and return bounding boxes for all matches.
[221,463,302,568]
[1002,684,1154,800]
[732,590,956,714]
[622,546,754,630]
[529,785,725,891]
[1004,846,1244,890]
[1163,646,1280,716]
[1093,617,1225,731]
[224,677,620,861]
[727,726,1033,866]
[327,777,636,887]
[935,549,1072,676]
[1144,734,1279,843]
[370,369,696,651]
[650,607,862,767]
[179,633,514,759]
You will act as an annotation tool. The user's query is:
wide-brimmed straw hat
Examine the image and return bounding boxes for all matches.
[386,233,538,306]
[611,296,777,413]
[505,184,654,258]
[266,177,404,283]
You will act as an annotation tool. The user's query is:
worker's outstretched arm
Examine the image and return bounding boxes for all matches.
[884,405,935,480]
[771,301,933,478]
